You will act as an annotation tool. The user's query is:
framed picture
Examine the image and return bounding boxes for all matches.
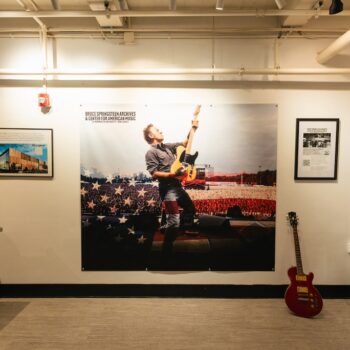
[0,128,53,178]
[294,118,339,180]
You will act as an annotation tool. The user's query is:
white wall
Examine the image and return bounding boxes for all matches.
[0,36,349,285]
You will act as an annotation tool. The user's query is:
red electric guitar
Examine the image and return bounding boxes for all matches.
[284,212,323,318]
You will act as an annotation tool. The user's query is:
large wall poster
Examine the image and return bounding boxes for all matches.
[80,104,277,271]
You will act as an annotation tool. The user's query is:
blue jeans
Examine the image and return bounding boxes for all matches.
[163,187,196,230]
[160,186,196,264]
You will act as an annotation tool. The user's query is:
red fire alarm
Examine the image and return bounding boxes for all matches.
[38,92,50,108]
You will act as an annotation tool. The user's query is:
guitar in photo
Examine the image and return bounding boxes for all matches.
[170,104,201,181]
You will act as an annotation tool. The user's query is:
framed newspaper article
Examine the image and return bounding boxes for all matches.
[294,119,339,180]
[0,128,53,178]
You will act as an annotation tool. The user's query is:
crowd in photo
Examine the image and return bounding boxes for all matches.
[186,184,276,201]
[193,198,275,218]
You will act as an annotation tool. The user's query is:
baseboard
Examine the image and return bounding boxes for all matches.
[0,284,349,298]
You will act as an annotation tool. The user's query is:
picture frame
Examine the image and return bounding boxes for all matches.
[0,128,53,178]
[294,118,339,180]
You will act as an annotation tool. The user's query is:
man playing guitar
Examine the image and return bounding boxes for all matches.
[143,106,200,265]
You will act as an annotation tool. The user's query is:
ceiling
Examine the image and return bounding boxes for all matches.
[0,0,350,39]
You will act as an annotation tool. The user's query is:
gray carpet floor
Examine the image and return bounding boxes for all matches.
[0,298,349,349]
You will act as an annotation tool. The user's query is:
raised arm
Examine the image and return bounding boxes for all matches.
[183,105,201,147]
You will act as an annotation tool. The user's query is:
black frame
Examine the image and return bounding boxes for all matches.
[294,118,339,180]
[0,128,54,178]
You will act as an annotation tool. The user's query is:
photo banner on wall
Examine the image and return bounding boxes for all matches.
[80,104,277,271]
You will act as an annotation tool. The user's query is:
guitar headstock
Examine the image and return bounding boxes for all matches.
[193,105,201,119]
[287,211,299,228]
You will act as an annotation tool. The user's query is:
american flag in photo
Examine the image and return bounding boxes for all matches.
[80,175,161,245]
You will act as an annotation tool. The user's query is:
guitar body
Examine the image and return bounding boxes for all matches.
[170,105,201,182]
[285,266,323,318]
[170,145,198,181]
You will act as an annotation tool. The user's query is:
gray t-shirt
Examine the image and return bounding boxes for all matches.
[145,142,182,175]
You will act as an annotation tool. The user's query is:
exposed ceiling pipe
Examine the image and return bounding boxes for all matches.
[51,0,61,10]
[27,0,39,11]
[32,17,46,29]
[16,1,46,34]
[274,39,280,69]
[36,21,48,70]
[1,9,350,18]
[16,0,48,71]
[216,0,224,11]
[0,34,343,40]
[316,30,350,64]
[274,0,286,10]
[1,68,350,76]
[0,27,346,34]
[16,0,30,11]
[117,0,128,11]
[169,0,176,11]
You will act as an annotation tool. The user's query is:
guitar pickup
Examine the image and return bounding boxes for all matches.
[296,275,307,281]
[297,286,309,293]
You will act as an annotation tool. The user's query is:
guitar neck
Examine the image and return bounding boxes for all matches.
[292,226,304,275]
[185,114,198,154]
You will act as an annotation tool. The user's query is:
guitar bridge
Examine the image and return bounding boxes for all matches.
[297,296,309,302]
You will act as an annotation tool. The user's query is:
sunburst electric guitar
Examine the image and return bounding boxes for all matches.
[170,105,201,182]
[284,211,323,318]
